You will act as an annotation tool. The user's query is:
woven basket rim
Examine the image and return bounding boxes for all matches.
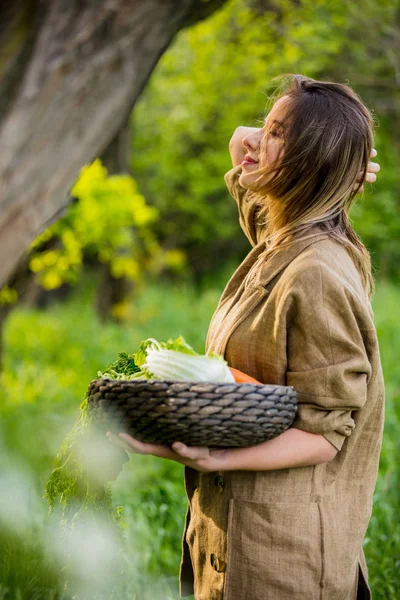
[90,377,295,389]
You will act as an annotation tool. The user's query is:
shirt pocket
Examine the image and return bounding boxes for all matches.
[223,499,323,600]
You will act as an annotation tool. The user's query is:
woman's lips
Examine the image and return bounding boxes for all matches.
[241,155,258,166]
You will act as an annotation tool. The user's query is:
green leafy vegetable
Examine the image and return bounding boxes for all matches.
[131,336,234,383]
[96,336,233,383]
[44,396,126,532]
[133,335,197,368]
[97,351,140,380]
[141,347,234,382]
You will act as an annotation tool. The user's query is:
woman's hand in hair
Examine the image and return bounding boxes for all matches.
[355,148,380,193]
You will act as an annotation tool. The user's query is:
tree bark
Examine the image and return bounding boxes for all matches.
[0,0,227,288]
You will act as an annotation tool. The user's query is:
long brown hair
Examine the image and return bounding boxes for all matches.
[252,75,375,297]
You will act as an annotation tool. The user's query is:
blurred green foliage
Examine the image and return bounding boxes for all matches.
[27,159,160,292]
[132,0,400,279]
[0,273,399,598]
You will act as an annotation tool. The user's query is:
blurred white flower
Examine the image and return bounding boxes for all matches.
[0,457,44,534]
[47,514,122,598]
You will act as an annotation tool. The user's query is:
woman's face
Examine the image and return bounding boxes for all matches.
[239,95,289,191]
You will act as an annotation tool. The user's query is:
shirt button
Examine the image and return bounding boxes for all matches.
[214,474,225,492]
[210,553,226,573]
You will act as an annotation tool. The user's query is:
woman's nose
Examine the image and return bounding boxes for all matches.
[242,130,261,152]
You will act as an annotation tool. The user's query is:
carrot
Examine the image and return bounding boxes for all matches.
[229,367,262,384]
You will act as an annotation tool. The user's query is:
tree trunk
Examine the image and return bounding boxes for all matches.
[0,0,227,289]
[95,259,133,323]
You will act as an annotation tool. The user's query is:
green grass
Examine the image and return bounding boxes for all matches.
[0,272,399,599]
[360,284,400,596]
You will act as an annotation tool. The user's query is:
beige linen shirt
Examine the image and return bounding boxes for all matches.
[179,166,385,600]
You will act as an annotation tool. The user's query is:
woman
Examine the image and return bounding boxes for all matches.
[108,75,384,600]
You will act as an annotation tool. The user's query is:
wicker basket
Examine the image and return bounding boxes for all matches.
[87,379,297,448]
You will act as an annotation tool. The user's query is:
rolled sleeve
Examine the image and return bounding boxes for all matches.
[286,260,371,451]
[287,365,368,451]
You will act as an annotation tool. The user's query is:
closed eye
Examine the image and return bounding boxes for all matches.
[270,128,282,138]
[269,126,285,142]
